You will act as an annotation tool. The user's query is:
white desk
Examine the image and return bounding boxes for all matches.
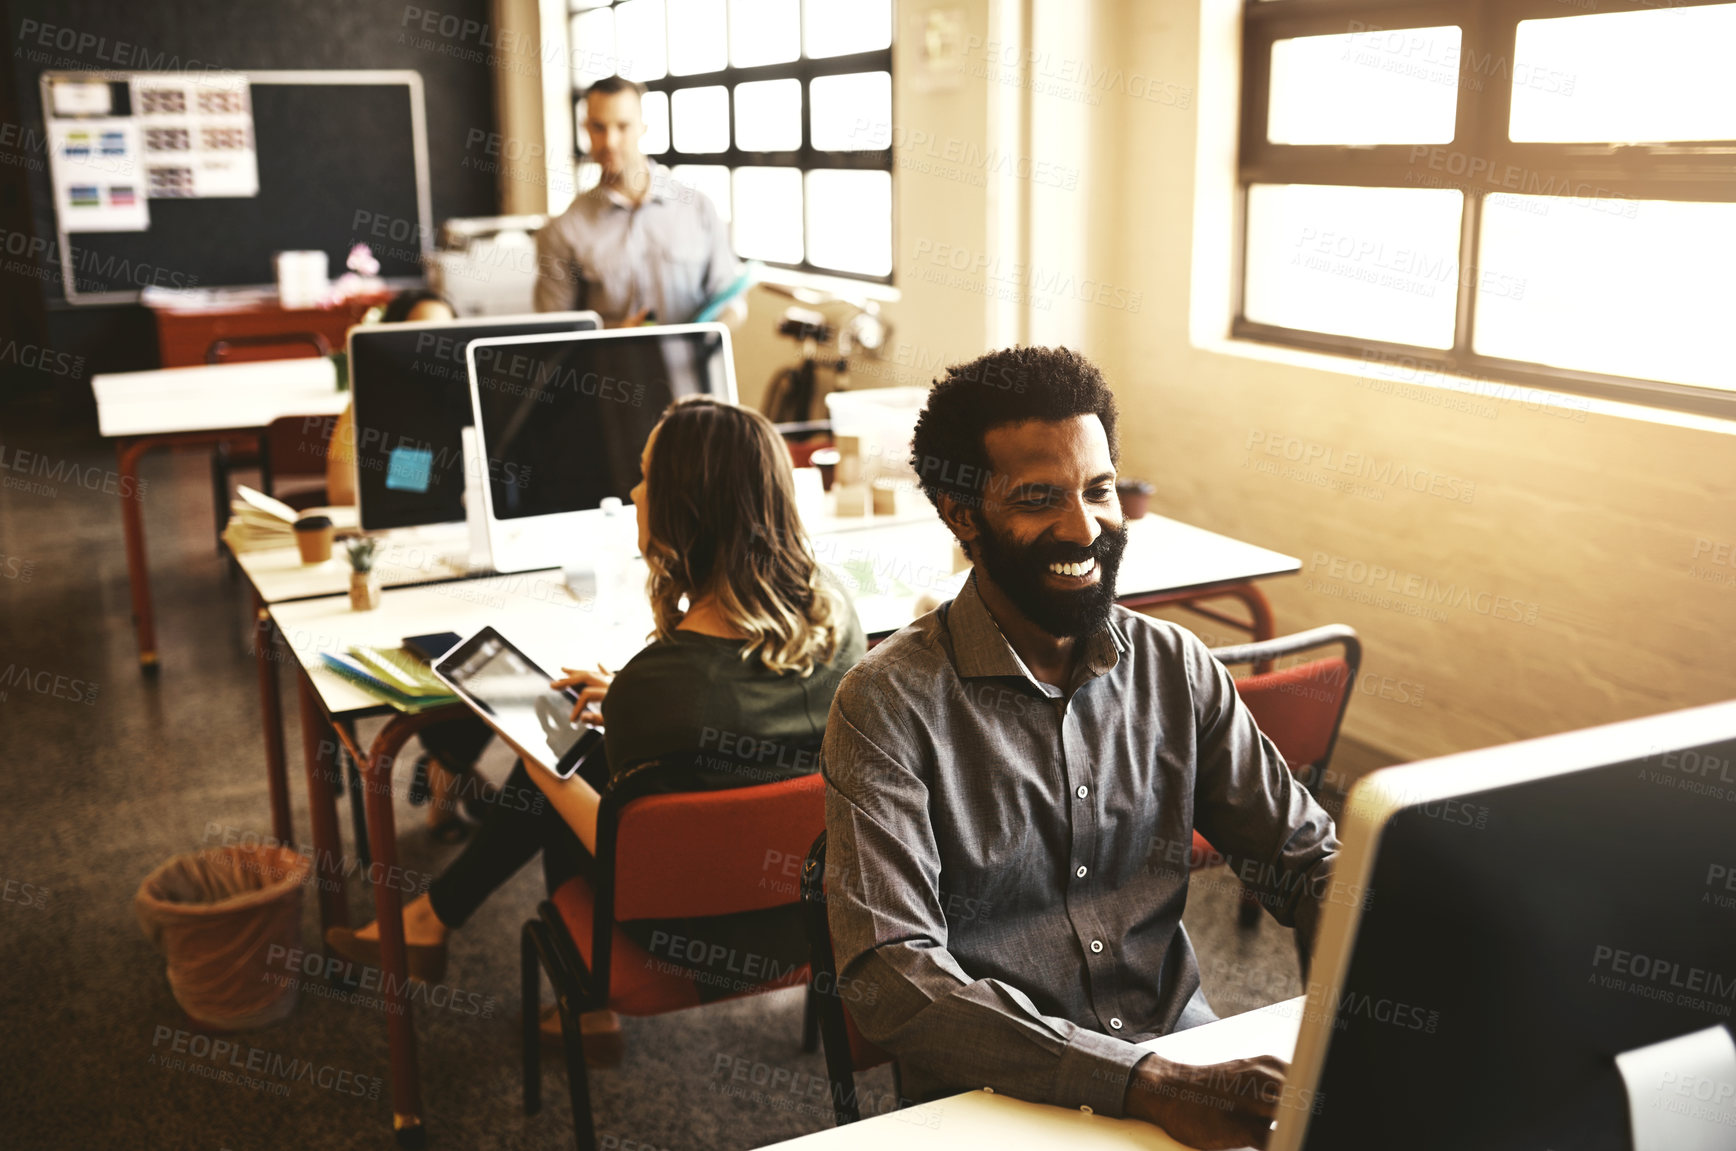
[91,356,346,668]
[764,998,1304,1151]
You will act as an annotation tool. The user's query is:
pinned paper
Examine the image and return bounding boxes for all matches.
[47,117,147,232]
[129,74,259,199]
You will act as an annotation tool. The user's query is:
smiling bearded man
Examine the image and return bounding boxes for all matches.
[819,346,1340,1150]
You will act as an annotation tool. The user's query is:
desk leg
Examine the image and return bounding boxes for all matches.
[253,590,293,843]
[297,674,349,934]
[351,713,456,1150]
[117,438,158,670]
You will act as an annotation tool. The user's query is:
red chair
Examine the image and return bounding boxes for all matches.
[1192,625,1362,925]
[799,830,895,1126]
[521,759,826,1151]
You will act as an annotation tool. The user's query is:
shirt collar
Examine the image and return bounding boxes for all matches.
[595,160,673,210]
[947,572,1129,694]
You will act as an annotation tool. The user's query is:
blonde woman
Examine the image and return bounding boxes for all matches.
[328,396,864,1052]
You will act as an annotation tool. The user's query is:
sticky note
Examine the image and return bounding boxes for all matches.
[385,446,434,493]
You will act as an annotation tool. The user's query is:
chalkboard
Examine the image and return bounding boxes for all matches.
[49,71,429,303]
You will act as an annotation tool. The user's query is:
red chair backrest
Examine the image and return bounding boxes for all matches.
[1233,656,1352,772]
[612,773,825,921]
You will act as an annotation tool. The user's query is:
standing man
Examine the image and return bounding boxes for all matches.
[822,346,1340,1149]
[534,75,744,328]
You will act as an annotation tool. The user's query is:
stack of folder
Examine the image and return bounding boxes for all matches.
[320,645,459,713]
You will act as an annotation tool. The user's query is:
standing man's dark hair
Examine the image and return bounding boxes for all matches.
[582,74,647,100]
[909,345,1120,515]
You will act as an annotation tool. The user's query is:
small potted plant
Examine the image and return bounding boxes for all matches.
[345,537,381,610]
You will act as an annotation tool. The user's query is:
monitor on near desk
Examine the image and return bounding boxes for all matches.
[1270,701,1736,1151]
[465,324,734,573]
[347,311,600,532]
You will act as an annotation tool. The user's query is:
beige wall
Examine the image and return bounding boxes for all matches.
[1094,0,1736,761]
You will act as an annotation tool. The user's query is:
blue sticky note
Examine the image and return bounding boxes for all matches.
[385,446,434,493]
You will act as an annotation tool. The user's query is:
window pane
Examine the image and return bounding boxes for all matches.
[811,72,891,150]
[804,0,891,59]
[806,170,891,276]
[614,0,668,82]
[671,164,731,221]
[640,91,670,154]
[1510,6,1736,143]
[1267,27,1460,145]
[671,86,729,153]
[1243,184,1462,349]
[570,8,616,90]
[1474,196,1736,392]
[668,0,728,75]
[733,167,803,263]
[734,79,801,151]
[730,0,800,67]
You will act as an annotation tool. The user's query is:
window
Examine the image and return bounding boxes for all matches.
[570,0,894,281]
[1237,0,1736,417]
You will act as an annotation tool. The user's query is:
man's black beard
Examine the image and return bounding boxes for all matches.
[972,517,1127,639]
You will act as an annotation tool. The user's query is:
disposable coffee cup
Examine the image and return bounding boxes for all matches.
[293,514,335,563]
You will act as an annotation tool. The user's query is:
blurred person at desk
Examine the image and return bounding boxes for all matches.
[326,397,865,1057]
[534,75,745,329]
[822,348,1338,1150]
[323,289,456,506]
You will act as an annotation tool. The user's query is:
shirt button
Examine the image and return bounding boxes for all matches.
[1109,1018,1123,1030]
[1075,785,1088,799]
[1080,1105,1094,1115]
[1090,940,1104,953]
[1075,865,1088,878]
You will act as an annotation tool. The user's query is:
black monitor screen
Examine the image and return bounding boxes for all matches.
[1302,739,1736,1151]
[470,328,730,521]
[348,315,599,530]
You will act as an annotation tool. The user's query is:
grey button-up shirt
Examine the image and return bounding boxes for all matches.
[822,574,1339,1116]
[533,161,737,325]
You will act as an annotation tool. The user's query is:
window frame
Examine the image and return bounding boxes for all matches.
[570,0,896,285]
[1235,0,1736,419]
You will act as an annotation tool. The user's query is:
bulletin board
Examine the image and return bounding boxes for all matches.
[41,69,432,304]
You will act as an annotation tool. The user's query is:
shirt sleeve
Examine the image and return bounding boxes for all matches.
[1183,635,1340,972]
[533,217,581,314]
[699,192,740,303]
[822,694,1150,1117]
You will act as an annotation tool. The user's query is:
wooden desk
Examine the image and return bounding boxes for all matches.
[764,997,1304,1151]
[259,518,1298,1147]
[92,357,347,669]
[151,291,389,367]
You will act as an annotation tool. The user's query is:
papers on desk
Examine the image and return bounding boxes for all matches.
[222,486,357,553]
[319,645,458,714]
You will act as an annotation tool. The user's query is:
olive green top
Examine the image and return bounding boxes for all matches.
[601,578,868,792]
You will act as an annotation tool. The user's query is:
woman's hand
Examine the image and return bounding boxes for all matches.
[552,664,614,726]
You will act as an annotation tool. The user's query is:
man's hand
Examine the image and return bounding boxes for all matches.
[1122,1052,1288,1149]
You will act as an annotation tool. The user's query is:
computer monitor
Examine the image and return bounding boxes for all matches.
[346,311,601,532]
[465,324,735,573]
[1271,700,1736,1151]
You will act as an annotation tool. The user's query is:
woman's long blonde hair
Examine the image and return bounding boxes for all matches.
[641,396,841,676]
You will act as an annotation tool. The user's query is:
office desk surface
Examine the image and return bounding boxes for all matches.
[270,571,653,720]
[92,356,344,438]
[763,997,1304,1151]
[267,511,1301,719]
[236,536,474,606]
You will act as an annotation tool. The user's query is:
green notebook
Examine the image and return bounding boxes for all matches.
[320,645,460,713]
